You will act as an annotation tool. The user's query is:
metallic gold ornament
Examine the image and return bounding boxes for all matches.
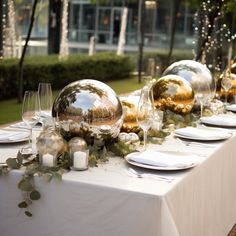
[163,60,215,98]
[231,62,236,74]
[118,132,140,149]
[217,68,236,102]
[52,79,124,138]
[120,96,140,133]
[152,75,194,114]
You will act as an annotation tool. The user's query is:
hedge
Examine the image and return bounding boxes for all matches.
[0,52,134,100]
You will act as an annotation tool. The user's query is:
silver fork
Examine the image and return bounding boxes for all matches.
[176,138,217,148]
[126,168,174,183]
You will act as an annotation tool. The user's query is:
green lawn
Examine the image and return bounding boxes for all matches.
[0,77,144,125]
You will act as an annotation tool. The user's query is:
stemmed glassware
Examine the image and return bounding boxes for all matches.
[136,86,155,151]
[38,83,53,124]
[221,69,232,104]
[22,90,40,154]
[194,82,212,117]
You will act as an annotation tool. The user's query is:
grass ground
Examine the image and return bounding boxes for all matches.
[0,76,144,125]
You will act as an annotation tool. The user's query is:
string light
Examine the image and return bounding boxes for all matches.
[59,0,69,61]
[3,0,17,58]
[193,0,235,72]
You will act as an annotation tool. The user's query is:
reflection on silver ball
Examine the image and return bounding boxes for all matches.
[52,79,124,138]
[163,60,215,98]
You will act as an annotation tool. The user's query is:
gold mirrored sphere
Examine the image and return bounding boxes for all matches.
[120,96,140,133]
[152,75,194,114]
[163,60,215,97]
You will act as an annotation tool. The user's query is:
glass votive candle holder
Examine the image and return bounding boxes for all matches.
[36,128,67,167]
[68,137,89,171]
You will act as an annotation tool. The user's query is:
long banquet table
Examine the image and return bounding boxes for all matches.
[0,124,236,236]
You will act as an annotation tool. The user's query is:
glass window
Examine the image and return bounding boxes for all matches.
[98,8,111,31]
[15,0,48,38]
[81,5,95,30]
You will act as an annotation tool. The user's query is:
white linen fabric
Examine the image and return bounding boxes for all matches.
[0,131,236,236]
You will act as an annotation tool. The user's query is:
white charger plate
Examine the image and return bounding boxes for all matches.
[125,151,198,171]
[200,114,236,128]
[174,126,232,141]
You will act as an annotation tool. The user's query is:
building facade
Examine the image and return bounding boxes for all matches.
[13,0,196,54]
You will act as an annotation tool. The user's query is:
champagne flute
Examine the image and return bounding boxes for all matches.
[136,86,154,151]
[22,90,40,154]
[38,83,53,119]
[221,69,232,104]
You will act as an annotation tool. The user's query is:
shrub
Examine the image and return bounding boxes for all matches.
[0,52,134,100]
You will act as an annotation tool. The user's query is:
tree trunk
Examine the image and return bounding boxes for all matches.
[48,0,62,54]
[18,0,38,103]
[195,1,223,62]
[166,0,181,68]
[138,0,145,84]
[0,0,6,59]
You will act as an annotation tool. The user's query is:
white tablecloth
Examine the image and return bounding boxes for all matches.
[0,129,236,236]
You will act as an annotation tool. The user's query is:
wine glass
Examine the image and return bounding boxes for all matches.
[136,86,155,151]
[38,83,53,123]
[221,69,232,104]
[22,90,40,154]
[194,82,211,117]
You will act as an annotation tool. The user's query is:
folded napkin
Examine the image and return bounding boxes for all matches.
[200,115,236,126]
[10,121,42,129]
[226,104,236,111]
[174,126,229,140]
[0,131,29,142]
[127,150,197,168]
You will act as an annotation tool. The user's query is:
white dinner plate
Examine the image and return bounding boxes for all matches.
[200,114,236,128]
[125,150,198,171]
[226,104,236,112]
[174,126,232,141]
[0,130,29,144]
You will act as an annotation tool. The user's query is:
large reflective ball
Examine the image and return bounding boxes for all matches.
[120,96,140,133]
[152,75,194,114]
[217,69,236,102]
[231,62,236,74]
[52,79,124,138]
[163,60,215,100]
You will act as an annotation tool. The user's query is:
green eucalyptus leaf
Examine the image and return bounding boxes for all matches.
[30,190,41,201]
[43,173,53,182]
[18,179,34,192]
[88,154,98,167]
[6,158,20,169]
[25,211,33,217]
[52,172,62,182]
[100,146,108,161]
[16,151,23,165]
[18,201,28,208]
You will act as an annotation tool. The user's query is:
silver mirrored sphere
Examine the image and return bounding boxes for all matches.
[52,79,124,138]
[163,60,215,99]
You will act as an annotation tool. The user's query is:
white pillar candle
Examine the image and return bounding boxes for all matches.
[42,153,54,167]
[73,151,88,170]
